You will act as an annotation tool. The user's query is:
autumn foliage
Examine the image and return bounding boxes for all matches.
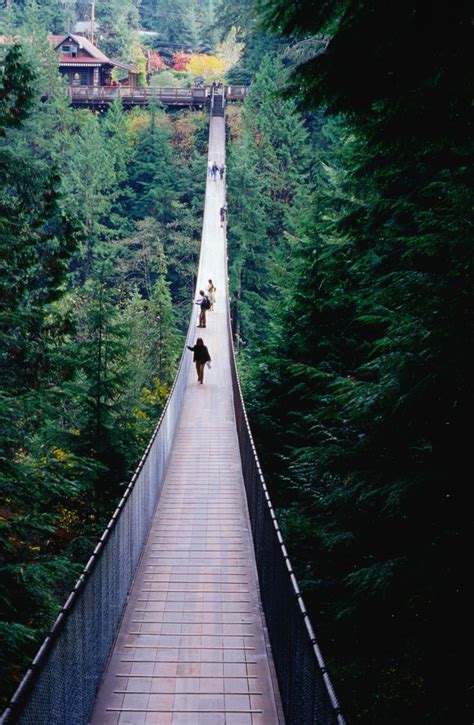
[147,51,167,74]
[187,54,225,80]
[171,50,192,71]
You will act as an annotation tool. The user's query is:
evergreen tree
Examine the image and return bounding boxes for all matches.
[7,0,69,34]
[127,104,176,222]
[232,1,474,720]
[227,55,311,347]
[199,0,218,53]
[0,43,85,707]
[95,0,140,61]
[140,0,216,53]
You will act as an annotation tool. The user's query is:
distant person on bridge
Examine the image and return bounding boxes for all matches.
[220,204,227,227]
[211,161,219,181]
[207,279,216,310]
[195,290,210,327]
[187,338,211,384]
[207,160,213,177]
[219,163,225,180]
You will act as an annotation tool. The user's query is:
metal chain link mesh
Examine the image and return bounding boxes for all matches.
[229,347,345,724]
[1,307,198,725]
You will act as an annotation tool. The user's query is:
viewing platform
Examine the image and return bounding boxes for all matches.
[65,84,249,109]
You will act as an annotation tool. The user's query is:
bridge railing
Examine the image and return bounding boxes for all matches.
[66,85,209,103]
[65,85,248,104]
[225,270,344,722]
[0,169,211,725]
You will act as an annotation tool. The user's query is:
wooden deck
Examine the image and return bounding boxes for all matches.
[89,117,283,724]
[65,85,249,109]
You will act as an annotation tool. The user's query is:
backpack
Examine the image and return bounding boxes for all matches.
[202,295,211,309]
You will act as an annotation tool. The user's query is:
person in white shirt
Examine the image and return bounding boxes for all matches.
[206,279,216,310]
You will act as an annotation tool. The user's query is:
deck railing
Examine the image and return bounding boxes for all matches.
[65,84,249,104]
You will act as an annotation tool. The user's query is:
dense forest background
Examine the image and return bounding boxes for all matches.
[1,0,473,722]
[0,2,210,704]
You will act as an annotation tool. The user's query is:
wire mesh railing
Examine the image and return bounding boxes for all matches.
[224,270,345,723]
[0,309,203,725]
[0,154,211,725]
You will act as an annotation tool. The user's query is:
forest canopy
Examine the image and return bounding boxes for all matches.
[0,30,208,707]
[224,0,473,721]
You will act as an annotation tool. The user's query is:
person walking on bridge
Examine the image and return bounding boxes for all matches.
[195,290,210,327]
[206,279,216,310]
[220,204,227,227]
[219,163,225,180]
[187,338,211,384]
[212,161,219,180]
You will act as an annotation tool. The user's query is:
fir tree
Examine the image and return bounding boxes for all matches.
[233,1,474,720]
[127,104,176,222]
[227,55,311,348]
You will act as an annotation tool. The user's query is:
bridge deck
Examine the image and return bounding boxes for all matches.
[90,117,282,724]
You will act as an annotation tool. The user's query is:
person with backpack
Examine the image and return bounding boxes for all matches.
[187,337,211,384]
[212,161,219,180]
[195,289,210,327]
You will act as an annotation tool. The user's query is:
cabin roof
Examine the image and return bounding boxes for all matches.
[0,33,137,74]
[51,34,137,73]
[52,34,110,62]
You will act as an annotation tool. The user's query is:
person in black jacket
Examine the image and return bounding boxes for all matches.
[219,204,227,227]
[195,289,210,327]
[187,338,211,384]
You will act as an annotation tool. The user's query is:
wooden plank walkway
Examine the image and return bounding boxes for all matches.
[89,117,283,724]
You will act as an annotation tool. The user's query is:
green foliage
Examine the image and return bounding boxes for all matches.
[227,55,311,348]
[140,0,218,55]
[150,69,194,88]
[0,47,207,710]
[127,105,177,221]
[0,43,36,130]
[214,0,283,83]
[95,0,140,61]
[3,0,71,34]
[258,0,473,152]
[229,3,474,720]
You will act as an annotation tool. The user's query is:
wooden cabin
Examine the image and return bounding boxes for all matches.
[50,34,137,88]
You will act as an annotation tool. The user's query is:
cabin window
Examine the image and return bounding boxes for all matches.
[62,44,78,57]
[72,71,88,86]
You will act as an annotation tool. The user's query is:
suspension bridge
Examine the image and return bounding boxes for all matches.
[1,93,344,725]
